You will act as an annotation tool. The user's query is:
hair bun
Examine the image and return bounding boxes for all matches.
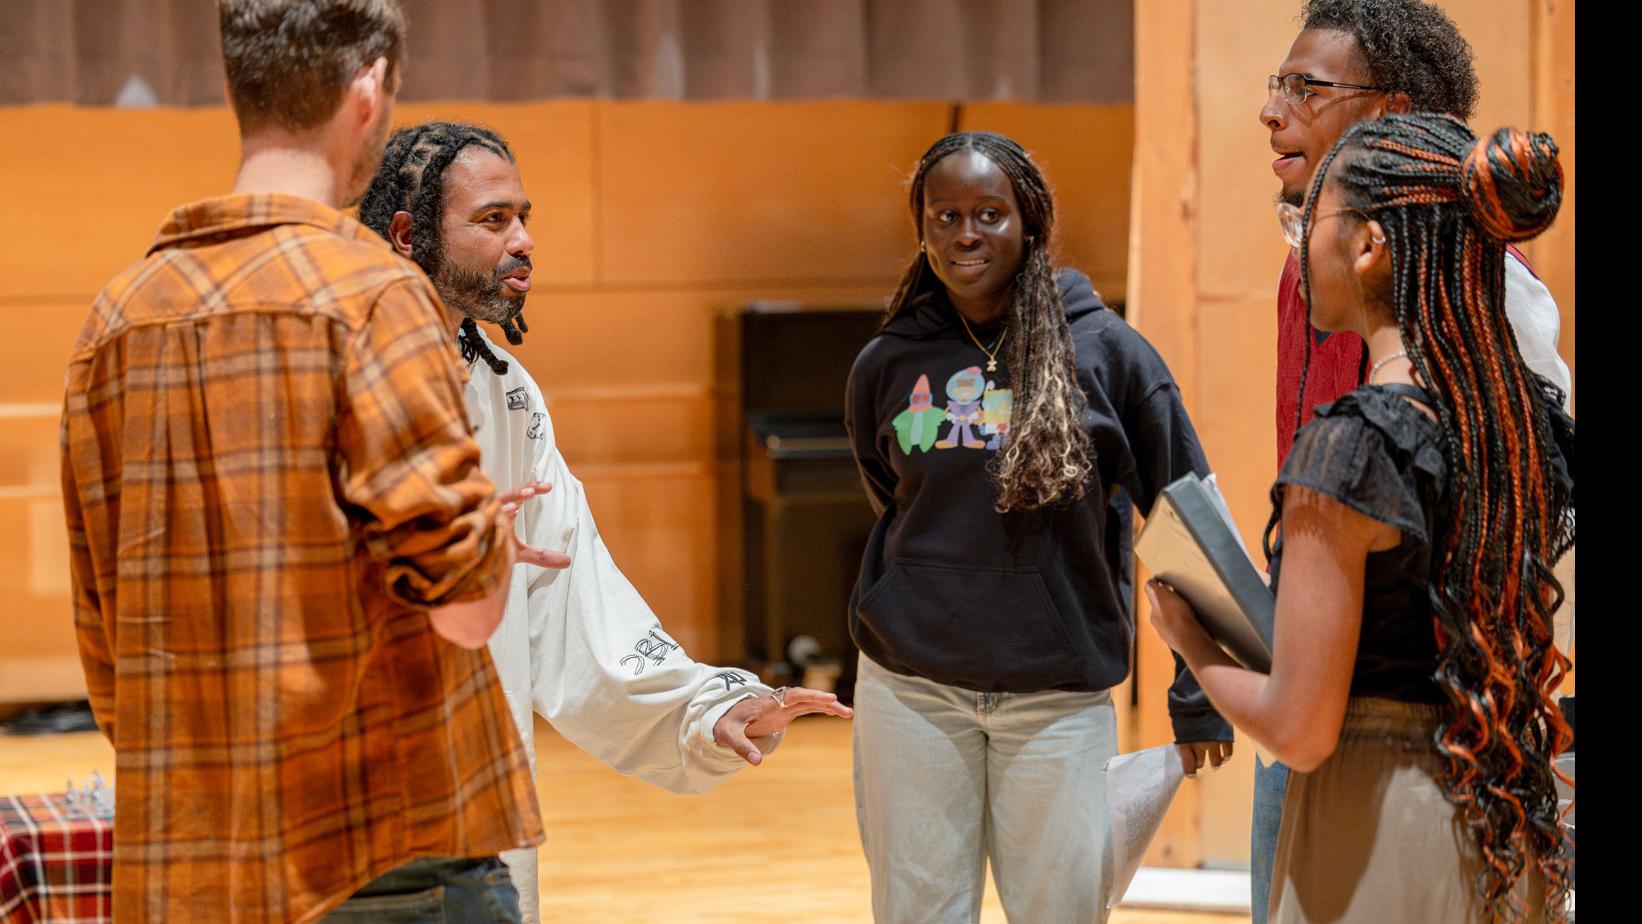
[1460,127,1563,242]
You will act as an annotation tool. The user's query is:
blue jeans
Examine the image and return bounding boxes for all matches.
[1250,757,1289,924]
[322,856,522,923]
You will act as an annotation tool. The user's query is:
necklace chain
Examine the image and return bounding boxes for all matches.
[1369,349,1409,382]
[958,314,1007,372]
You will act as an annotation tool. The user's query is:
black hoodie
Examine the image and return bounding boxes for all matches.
[845,267,1232,743]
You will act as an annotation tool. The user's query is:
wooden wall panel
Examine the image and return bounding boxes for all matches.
[1186,0,1294,867]
[1194,294,1279,550]
[510,291,719,394]
[594,100,950,287]
[1195,0,1295,304]
[1530,0,1575,404]
[0,494,80,701]
[0,412,59,489]
[545,393,714,470]
[1129,0,1203,871]
[959,103,1135,302]
[509,286,892,401]
[0,106,240,302]
[1444,0,1534,134]
[0,299,91,405]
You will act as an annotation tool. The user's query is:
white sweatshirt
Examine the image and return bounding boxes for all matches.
[461,328,775,922]
[1505,251,1573,411]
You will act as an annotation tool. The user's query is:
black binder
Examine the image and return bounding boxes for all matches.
[1135,474,1276,672]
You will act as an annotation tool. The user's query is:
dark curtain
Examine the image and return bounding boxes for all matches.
[1,0,1132,106]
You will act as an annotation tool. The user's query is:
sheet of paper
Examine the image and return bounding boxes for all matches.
[1104,745,1186,909]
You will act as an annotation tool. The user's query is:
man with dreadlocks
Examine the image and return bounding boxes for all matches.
[1252,4,1574,919]
[358,121,852,923]
[845,131,1232,922]
[1151,114,1574,922]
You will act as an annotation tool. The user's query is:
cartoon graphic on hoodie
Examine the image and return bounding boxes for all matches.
[845,268,1232,745]
[935,366,988,449]
[892,373,943,454]
[980,383,1013,450]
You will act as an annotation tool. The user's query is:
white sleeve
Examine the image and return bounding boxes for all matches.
[519,411,778,794]
[1504,255,1573,411]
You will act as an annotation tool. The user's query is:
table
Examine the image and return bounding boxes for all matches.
[0,793,112,923]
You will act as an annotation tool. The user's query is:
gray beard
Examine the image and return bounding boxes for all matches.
[434,261,523,325]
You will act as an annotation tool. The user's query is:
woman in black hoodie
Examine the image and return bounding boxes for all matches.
[845,131,1233,922]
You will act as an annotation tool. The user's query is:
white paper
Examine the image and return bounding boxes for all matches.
[1103,745,1186,909]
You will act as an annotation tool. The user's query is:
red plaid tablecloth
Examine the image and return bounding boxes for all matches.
[0,793,112,924]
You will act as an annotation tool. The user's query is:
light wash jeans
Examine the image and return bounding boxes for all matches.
[853,654,1117,924]
[321,856,522,923]
[1250,756,1290,924]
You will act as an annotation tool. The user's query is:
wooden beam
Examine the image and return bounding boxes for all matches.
[1129,0,1203,871]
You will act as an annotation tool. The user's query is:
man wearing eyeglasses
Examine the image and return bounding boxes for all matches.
[1252,2,1572,922]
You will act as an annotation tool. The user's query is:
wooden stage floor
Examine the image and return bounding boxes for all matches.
[1,715,1248,923]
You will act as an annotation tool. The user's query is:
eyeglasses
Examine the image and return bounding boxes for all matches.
[1275,201,1364,249]
[1267,73,1389,105]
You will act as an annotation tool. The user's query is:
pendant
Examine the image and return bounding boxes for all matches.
[986,359,998,372]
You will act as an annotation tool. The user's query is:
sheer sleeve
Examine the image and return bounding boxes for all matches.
[1274,392,1443,546]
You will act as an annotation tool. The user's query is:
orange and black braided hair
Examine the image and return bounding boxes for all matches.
[885,131,1092,512]
[1300,113,1574,919]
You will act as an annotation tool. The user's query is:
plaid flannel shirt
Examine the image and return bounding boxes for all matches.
[59,194,544,923]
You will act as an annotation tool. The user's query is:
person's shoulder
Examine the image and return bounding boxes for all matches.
[1313,385,1430,425]
[1503,248,1556,306]
[269,219,435,320]
[318,228,430,291]
[1301,387,1444,475]
[74,256,165,360]
[848,330,898,382]
[1073,303,1176,397]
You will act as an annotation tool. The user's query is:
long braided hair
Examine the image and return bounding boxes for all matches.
[1298,113,1574,918]
[886,132,1092,512]
[357,121,526,375]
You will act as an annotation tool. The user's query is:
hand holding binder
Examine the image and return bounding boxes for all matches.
[1135,474,1275,673]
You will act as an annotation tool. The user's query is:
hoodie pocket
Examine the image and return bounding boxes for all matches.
[854,558,1084,691]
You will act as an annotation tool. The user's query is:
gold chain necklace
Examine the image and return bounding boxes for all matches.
[958,314,1007,372]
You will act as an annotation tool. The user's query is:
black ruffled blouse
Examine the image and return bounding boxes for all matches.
[1266,385,1450,703]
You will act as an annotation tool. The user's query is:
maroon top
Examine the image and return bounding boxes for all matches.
[1273,246,1540,466]
[1274,253,1364,465]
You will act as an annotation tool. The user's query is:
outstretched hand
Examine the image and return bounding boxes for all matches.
[713,687,854,767]
[497,481,572,570]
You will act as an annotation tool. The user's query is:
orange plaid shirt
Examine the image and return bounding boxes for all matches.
[60,194,544,923]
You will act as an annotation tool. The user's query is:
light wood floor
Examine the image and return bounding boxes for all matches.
[0,716,1248,923]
